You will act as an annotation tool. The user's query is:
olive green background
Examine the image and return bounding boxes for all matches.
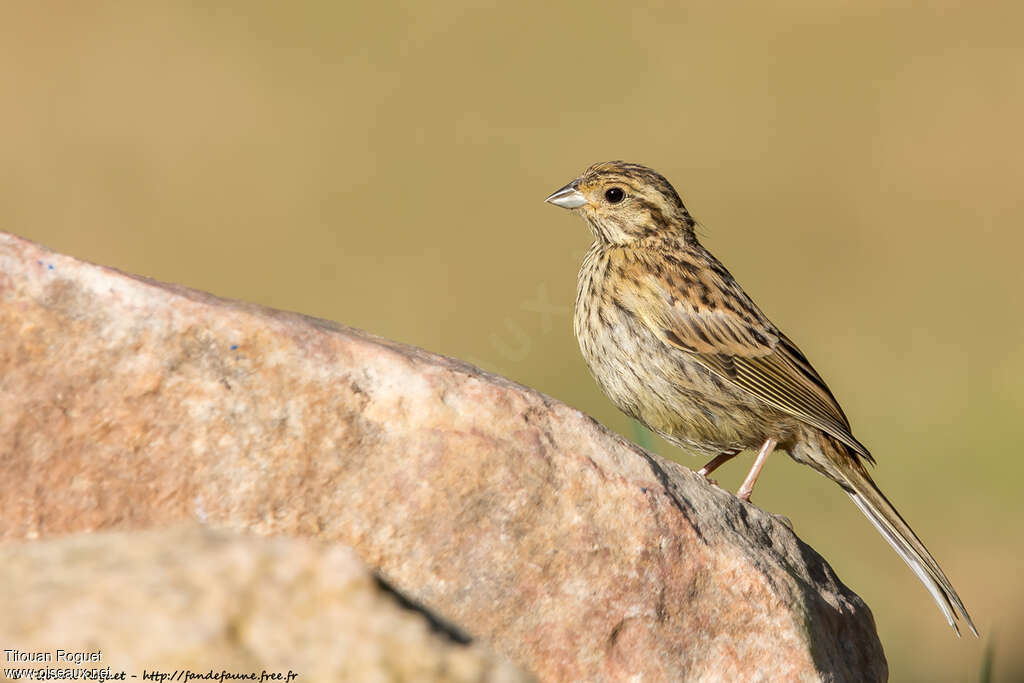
[4,2,1021,680]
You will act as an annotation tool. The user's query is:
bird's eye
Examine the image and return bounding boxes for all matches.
[604,187,625,204]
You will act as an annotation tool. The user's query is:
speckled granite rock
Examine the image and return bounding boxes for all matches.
[0,232,886,682]
[0,526,530,682]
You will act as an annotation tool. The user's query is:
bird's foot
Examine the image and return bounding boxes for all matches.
[697,470,720,487]
[696,450,740,486]
[735,437,777,503]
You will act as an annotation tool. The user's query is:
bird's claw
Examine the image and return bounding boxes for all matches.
[697,470,720,487]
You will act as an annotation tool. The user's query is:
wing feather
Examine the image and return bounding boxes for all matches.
[613,249,872,462]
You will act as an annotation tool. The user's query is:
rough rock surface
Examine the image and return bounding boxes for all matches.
[0,526,529,682]
[0,232,887,682]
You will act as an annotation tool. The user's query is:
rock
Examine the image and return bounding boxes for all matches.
[0,526,530,682]
[0,232,887,682]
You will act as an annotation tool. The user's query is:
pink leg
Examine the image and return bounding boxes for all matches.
[697,450,740,478]
[737,438,777,502]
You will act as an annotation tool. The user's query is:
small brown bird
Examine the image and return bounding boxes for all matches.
[546,160,975,636]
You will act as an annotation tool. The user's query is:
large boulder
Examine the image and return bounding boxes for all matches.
[0,232,886,681]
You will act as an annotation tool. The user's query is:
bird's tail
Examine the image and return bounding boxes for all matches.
[820,436,977,637]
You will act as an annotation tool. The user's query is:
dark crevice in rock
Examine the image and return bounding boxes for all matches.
[373,574,474,645]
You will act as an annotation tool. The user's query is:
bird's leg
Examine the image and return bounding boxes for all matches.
[697,450,740,479]
[737,438,777,501]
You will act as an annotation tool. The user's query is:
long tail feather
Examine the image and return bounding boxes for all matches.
[830,447,977,637]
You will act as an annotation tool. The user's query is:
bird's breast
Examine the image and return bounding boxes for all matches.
[573,246,780,455]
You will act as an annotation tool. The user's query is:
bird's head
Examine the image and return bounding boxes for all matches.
[545,161,696,245]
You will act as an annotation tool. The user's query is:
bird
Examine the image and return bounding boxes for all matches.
[545,160,976,637]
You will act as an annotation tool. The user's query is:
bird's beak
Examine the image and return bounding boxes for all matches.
[544,180,588,209]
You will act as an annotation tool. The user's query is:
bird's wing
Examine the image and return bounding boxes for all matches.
[613,249,872,462]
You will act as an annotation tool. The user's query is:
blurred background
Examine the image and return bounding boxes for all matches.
[3,1,1021,679]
